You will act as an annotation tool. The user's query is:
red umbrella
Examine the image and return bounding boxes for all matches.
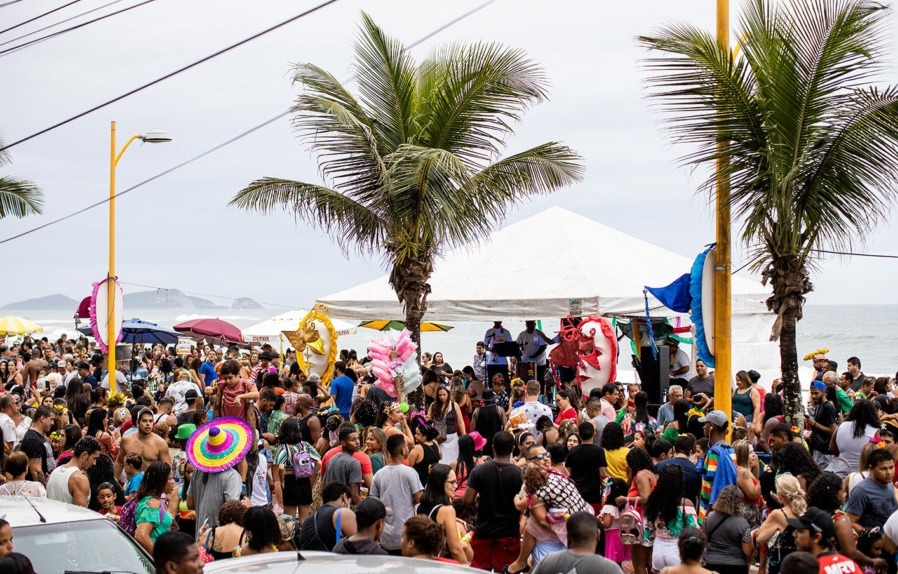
[173,318,246,344]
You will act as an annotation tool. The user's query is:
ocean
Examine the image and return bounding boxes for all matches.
[13,304,898,379]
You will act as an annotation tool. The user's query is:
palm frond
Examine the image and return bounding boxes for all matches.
[460,142,584,226]
[230,178,385,254]
[353,12,418,152]
[292,64,387,206]
[0,177,43,219]
[419,42,550,168]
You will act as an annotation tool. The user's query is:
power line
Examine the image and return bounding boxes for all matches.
[0,0,26,9]
[0,0,154,56]
[0,0,83,35]
[0,0,500,245]
[811,248,898,259]
[0,0,340,153]
[0,0,130,49]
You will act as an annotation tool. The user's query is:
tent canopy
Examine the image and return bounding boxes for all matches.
[318,207,771,321]
[242,309,357,344]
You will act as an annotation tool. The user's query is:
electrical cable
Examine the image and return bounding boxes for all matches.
[0,0,340,153]
[0,0,83,35]
[0,0,499,245]
[0,0,130,49]
[0,0,154,56]
[0,0,26,9]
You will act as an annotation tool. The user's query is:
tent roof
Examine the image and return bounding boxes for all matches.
[317,206,771,321]
[242,309,357,344]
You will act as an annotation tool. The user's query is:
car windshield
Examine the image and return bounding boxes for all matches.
[14,518,154,574]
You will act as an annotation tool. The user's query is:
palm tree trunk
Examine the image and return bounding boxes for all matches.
[389,254,434,409]
[765,255,812,426]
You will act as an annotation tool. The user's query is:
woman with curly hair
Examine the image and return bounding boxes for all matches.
[416,463,472,564]
[618,447,657,574]
[772,442,821,491]
[601,422,629,481]
[505,446,593,573]
[753,473,808,574]
[199,499,247,560]
[807,471,886,572]
[831,399,880,471]
[401,515,449,562]
[645,465,697,571]
[239,506,283,556]
[701,485,753,574]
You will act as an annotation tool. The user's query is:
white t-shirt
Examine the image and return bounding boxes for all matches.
[509,400,554,441]
[166,381,203,415]
[0,413,17,447]
[250,453,270,507]
[100,371,127,390]
[670,349,695,380]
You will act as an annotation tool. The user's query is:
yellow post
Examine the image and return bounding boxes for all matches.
[108,121,118,394]
[714,0,733,425]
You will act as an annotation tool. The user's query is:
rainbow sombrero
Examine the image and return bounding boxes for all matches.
[186,417,253,473]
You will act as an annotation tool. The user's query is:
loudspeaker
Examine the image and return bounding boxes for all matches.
[114,344,132,363]
[637,345,669,405]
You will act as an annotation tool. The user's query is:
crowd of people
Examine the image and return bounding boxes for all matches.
[2,333,898,574]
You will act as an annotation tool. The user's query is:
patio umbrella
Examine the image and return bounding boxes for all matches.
[173,318,246,344]
[359,319,453,332]
[78,318,181,345]
[0,316,43,337]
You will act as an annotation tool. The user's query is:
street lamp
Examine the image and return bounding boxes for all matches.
[107,121,171,393]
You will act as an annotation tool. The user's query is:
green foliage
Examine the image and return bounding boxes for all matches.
[0,141,43,219]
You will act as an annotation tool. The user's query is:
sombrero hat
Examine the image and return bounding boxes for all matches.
[186,417,252,473]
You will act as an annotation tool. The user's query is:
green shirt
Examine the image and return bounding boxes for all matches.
[835,387,853,415]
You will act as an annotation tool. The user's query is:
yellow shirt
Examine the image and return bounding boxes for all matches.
[604,447,630,481]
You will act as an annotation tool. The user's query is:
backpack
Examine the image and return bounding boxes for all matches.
[292,443,314,479]
[118,497,140,537]
[619,499,644,545]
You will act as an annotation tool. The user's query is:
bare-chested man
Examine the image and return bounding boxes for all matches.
[116,408,170,478]
[19,351,45,390]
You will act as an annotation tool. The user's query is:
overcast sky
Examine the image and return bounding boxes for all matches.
[2,0,897,309]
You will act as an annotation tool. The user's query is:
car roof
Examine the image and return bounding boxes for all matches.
[0,496,106,527]
[205,551,474,573]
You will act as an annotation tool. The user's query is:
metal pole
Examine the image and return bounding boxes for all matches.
[108,121,117,394]
[714,0,733,425]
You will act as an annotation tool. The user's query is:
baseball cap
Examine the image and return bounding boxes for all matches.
[697,410,728,428]
[786,507,836,542]
[184,389,199,400]
[76,361,90,370]
[354,497,388,528]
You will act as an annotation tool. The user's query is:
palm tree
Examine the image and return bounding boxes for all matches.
[639,0,898,421]
[0,138,43,219]
[231,14,583,351]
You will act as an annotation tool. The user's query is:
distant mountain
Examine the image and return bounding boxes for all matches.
[124,290,217,310]
[1,294,79,311]
[231,297,263,310]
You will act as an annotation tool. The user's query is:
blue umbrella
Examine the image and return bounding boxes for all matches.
[78,318,181,345]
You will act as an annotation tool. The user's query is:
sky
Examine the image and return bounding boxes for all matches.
[2,0,898,310]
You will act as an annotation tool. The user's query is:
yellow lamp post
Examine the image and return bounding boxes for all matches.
[107,121,171,393]
[714,0,732,424]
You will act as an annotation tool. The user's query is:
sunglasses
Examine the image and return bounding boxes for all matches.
[527,452,550,461]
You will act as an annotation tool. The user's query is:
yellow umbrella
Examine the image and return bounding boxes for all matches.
[359,319,454,332]
[0,316,44,336]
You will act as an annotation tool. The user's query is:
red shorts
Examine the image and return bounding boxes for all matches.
[471,534,521,572]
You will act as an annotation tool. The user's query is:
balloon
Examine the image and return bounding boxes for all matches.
[399,402,409,413]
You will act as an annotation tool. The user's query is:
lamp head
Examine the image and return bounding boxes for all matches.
[139,129,172,144]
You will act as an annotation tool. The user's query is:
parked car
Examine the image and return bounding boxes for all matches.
[0,495,154,573]
[205,551,473,573]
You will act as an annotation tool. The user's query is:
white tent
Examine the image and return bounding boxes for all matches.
[318,206,780,385]
[319,206,770,319]
[242,309,357,345]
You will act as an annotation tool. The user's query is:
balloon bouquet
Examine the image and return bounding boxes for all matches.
[368,329,423,408]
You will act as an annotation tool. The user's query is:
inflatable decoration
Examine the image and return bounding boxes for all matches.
[803,347,829,361]
[689,245,716,367]
[285,304,338,386]
[551,316,617,397]
[89,277,124,353]
[367,329,422,401]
